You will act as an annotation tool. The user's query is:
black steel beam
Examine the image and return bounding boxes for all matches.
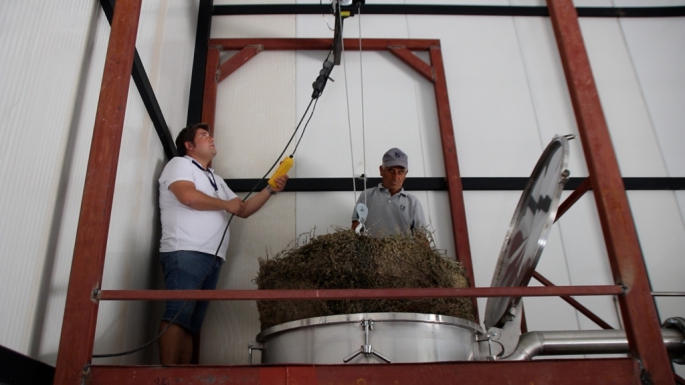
[225,177,685,192]
[187,0,214,126]
[213,4,685,18]
[0,345,54,385]
[99,0,177,160]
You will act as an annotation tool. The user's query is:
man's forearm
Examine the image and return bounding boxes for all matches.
[238,188,272,218]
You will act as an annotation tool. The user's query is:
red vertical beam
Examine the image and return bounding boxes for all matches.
[53,0,142,384]
[194,46,220,363]
[202,47,220,134]
[429,45,478,322]
[546,0,673,383]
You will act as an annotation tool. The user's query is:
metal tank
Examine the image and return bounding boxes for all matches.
[250,135,572,366]
[250,135,685,366]
[254,312,483,364]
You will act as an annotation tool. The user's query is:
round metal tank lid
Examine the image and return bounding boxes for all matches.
[257,312,483,342]
[484,135,572,330]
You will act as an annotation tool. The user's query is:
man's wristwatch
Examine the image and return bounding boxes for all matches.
[266,185,277,195]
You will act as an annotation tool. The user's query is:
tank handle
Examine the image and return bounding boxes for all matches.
[248,342,264,365]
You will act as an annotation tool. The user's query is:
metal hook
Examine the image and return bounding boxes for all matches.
[355,203,368,235]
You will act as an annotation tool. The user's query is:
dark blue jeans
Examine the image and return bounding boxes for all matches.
[160,250,224,334]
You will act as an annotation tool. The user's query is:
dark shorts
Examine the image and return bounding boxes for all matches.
[160,250,224,334]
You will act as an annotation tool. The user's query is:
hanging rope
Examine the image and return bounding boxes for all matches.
[339,1,358,207]
[357,5,368,204]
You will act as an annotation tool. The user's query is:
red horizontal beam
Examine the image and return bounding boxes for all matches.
[97,285,623,301]
[209,38,440,51]
[87,358,640,385]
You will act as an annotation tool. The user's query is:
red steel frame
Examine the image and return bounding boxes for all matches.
[547,0,673,382]
[52,1,676,384]
[53,1,143,384]
[203,37,478,318]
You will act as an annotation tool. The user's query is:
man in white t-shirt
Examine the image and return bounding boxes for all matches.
[157,122,288,365]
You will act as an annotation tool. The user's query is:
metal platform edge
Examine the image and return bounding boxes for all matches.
[86,358,641,385]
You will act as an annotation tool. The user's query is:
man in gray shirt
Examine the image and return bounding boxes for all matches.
[351,148,426,237]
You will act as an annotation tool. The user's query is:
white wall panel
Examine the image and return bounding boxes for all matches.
[407,15,545,177]
[677,191,685,238]
[293,49,434,178]
[296,192,359,235]
[556,193,622,330]
[463,190,612,332]
[634,192,685,377]
[628,191,685,292]
[157,4,199,127]
[214,51,298,178]
[0,0,100,359]
[212,15,296,38]
[523,222,583,332]
[463,191,520,317]
[621,12,685,377]
[422,191,458,261]
[206,13,298,365]
[579,18,669,177]
[513,16,589,176]
[619,17,685,178]
[34,9,112,365]
[0,0,199,366]
[295,14,437,181]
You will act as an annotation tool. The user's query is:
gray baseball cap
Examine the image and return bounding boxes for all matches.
[382,148,408,169]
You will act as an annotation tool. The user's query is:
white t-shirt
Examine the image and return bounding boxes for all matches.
[159,156,238,259]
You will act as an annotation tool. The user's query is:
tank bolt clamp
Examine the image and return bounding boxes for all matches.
[343,319,392,363]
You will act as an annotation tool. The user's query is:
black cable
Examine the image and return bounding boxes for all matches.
[292,97,320,155]
[212,94,321,252]
[92,56,329,358]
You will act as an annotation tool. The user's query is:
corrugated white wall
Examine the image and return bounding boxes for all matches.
[0,0,198,366]
[0,0,103,362]
[0,0,682,376]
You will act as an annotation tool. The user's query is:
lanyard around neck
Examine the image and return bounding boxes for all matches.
[192,160,218,192]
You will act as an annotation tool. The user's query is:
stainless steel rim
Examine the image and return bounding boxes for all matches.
[257,312,483,342]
